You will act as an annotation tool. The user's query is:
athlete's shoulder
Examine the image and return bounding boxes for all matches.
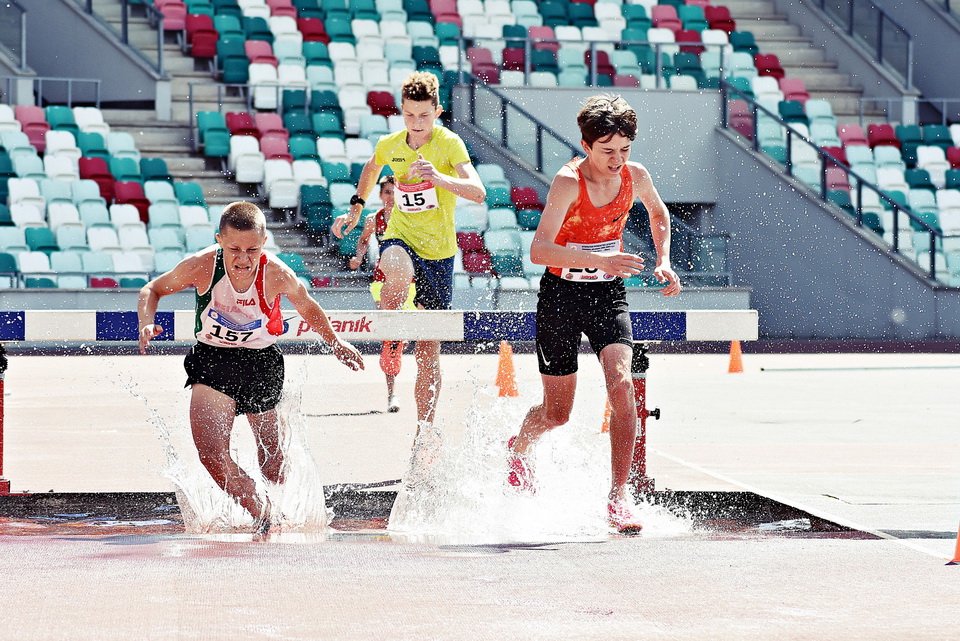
[626,161,652,182]
[553,161,581,186]
[376,129,408,151]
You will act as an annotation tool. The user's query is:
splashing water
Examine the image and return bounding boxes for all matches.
[388,384,691,544]
[119,358,331,536]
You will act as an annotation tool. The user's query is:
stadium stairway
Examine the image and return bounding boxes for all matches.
[72,0,345,281]
[721,0,874,122]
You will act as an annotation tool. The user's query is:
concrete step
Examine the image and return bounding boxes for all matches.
[754,44,825,64]
[737,21,804,39]
[722,0,780,12]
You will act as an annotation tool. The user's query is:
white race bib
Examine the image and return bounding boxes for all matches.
[560,239,620,282]
[396,180,440,213]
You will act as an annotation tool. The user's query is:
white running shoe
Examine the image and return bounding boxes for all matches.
[387,393,400,413]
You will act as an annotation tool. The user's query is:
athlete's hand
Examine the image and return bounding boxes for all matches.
[332,339,364,371]
[409,154,440,185]
[598,252,645,278]
[654,262,682,297]
[348,255,362,270]
[139,324,163,354]
[331,207,361,239]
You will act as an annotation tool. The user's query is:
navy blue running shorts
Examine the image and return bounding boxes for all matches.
[379,238,454,310]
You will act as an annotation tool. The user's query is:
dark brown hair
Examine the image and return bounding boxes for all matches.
[576,94,638,146]
[379,174,396,193]
[401,71,440,107]
[219,201,266,235]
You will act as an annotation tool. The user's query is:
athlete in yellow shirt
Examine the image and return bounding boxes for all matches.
[332,71,486,489]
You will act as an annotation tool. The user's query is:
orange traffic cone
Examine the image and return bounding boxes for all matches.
[948,525,960,565]
[600,399,611,433]
[728,340,744,373]
[496,340,519,397]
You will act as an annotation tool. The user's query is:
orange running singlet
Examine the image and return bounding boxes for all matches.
[548,159,634,279]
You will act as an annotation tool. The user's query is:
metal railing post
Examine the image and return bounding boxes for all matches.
[121,0,129,44]
[18,10,26,72]
[876,13,884,65]
[589,41,597,87]
[524,37,531,83]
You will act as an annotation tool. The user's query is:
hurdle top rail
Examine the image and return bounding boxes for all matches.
[0,310,759,343]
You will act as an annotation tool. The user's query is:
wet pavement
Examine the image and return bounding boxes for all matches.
[0,351,958,639]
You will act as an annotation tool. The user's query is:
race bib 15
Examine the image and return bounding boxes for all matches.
[396,180,440,213]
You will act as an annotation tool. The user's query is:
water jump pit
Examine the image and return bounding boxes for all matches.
[0,488,878,542]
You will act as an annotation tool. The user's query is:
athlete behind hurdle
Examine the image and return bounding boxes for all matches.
[137,201,364,533]
[331,71,486,487]
[345,175,416,414]
[507,95,682,534]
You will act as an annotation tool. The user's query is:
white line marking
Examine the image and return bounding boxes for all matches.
[651,448,951,561]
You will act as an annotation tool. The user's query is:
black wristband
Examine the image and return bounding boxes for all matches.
[350,194,365,206]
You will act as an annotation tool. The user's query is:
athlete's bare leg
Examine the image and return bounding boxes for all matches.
[247,408,285,485]
[190,384,265,520]
[511,373,578,454]
[377,245,415,312]
[413,339,441,428]
[597,343,637,503]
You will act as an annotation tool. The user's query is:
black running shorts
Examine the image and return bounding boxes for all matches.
[535,270,634,377]
[184,342,285,415]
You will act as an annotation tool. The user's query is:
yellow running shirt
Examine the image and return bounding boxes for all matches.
[374,125,471,260]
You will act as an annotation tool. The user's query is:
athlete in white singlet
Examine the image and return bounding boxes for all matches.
[138,202,363,533]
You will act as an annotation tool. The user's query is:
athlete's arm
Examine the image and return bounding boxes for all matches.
[332,156,384,239]
[276,264,364,371]
[631,163,681,296]
[529,168,645,277]
[349,214,377,270]
[137,251,210,354]
[409,158,486,203]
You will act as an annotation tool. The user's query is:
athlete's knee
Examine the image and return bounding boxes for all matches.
[607,376,634,406]
[543,405,572,427]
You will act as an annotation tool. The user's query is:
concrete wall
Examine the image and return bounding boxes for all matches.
[710,128,960,339]
[873,0,960,119]
[21,0,166,110]
[453,86,721,204]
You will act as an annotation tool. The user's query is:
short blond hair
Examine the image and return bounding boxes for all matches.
[401,71,440,107]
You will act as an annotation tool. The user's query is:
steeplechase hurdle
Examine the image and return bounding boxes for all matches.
[0,309,758,495]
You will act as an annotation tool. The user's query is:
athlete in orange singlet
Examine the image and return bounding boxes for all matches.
[507,95,681,534]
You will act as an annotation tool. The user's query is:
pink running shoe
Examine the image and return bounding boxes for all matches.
[608,499,644,535]
[507,436,535,494]
[380,340,405,377]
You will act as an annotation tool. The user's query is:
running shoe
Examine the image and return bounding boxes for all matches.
[507,436,535,494]
[380,340,406,377]
[608,499,644,535]
[387,393,400,413]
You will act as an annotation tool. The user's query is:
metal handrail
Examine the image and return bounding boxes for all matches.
[456,35,729,90]
[75,0,165,75]
[0,75,101,107]
[856,96,960,128]
[721,80,944,280]
[811,0,913,88]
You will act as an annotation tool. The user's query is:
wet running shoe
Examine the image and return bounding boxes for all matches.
[380,340,405,376]
[608,499,643,535]
[507,436,535,494]
[387,393,400,413]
